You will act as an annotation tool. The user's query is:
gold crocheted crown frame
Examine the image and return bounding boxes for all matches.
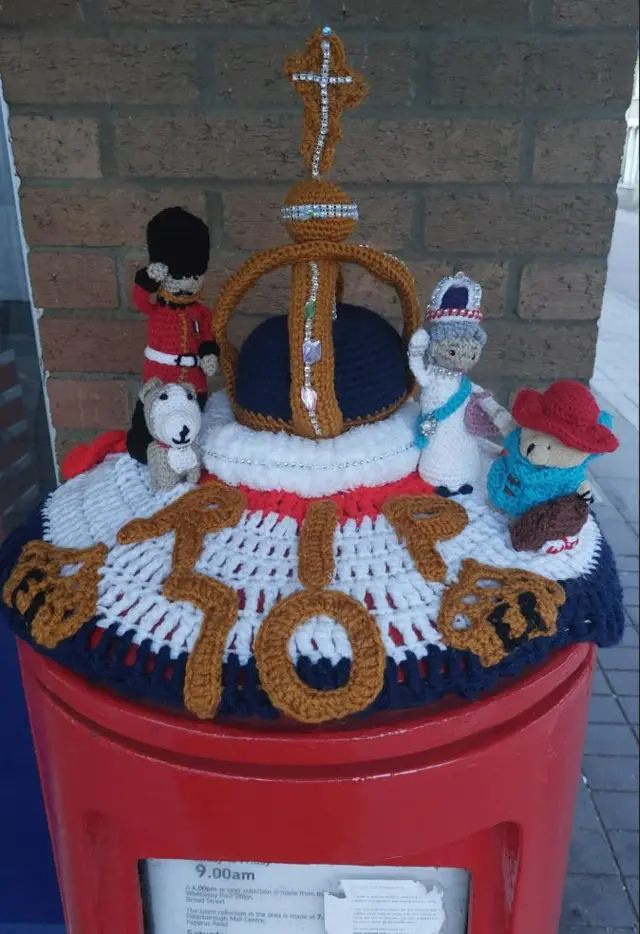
[212,26,421,439]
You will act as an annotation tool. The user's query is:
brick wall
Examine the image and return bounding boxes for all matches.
[1,0,637,459]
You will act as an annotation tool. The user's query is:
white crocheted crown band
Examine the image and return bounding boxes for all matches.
[40,454,605,671]
[280,203,359,222]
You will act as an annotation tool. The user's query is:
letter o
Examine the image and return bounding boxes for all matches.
[254,589,386,723]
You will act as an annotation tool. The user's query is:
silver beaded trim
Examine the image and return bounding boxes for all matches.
[382,251,409,269]
[210,442,416,471]
[302,261,322,436]
[280,202,359,222]
[291,28,353,178]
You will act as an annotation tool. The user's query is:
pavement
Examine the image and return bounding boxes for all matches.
[0,212,637,934]
[592,208,640,431]
[559,205,639,934]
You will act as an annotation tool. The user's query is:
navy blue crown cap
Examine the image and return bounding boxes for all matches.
[235,302,408,424]
[441,286,469,309]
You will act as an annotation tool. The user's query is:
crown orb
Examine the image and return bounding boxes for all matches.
[282,179,357,243]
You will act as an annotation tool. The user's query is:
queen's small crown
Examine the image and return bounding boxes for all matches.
[424,271,484,323]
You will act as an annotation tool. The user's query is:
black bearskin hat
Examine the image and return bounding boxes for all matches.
[146,207,210,280]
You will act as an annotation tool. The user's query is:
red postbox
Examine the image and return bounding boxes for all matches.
[18,639,595,934]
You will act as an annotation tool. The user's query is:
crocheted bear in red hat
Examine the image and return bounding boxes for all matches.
[513,381,619,455]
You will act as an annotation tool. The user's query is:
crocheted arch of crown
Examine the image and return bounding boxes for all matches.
[213,238,421,440]
[0,494,623,722]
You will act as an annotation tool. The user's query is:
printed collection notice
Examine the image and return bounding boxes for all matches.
[142,860,469,934]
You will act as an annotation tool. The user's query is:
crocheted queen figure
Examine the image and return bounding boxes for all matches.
[408,273,505,497]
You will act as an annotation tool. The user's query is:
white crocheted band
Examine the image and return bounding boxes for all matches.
[200,396,421,497]
[41,453,604,669]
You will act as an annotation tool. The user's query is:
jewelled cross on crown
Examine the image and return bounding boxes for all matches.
[285,26,368,177]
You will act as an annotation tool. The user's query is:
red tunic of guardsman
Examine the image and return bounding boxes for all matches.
[133,283,216,396]
[133,207,219,395]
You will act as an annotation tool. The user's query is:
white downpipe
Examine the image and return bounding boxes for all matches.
[619,57,639,196]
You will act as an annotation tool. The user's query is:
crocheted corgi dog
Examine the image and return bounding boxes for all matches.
[140,378,203,491]
[487,380,619,550]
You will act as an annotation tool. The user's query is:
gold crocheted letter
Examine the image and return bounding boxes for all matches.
[118,483,246,719]
[164,570,239,720]
[298,499,338,589]
[254,590,385,724]
[383,495,468,582]
[3,540,107,648]
[437,559,566,667]
[118,482,245,571]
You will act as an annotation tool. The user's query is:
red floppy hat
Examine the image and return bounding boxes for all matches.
[512,380,619,454]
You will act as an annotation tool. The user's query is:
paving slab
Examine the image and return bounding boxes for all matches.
[607,670,640,697]
[561,873,638,927]
[600,647,640,672]
[568,828,621,875]
[592,791,640,832]
[585,724,640,757]
[590,695,628,723]
[608,831,640,877]
[583,755,639,792]
[618,695,640,725]
[628,876,639,916]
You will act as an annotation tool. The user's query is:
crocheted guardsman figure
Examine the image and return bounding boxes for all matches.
[127,207,219,463]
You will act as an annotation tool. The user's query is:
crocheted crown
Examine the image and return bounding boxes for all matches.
[213,27,421,439]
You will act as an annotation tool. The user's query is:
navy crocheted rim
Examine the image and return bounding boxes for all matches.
[0,508,624,722]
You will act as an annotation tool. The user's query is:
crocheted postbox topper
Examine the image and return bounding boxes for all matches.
[213,27,421,439]
[0,27,626,729]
